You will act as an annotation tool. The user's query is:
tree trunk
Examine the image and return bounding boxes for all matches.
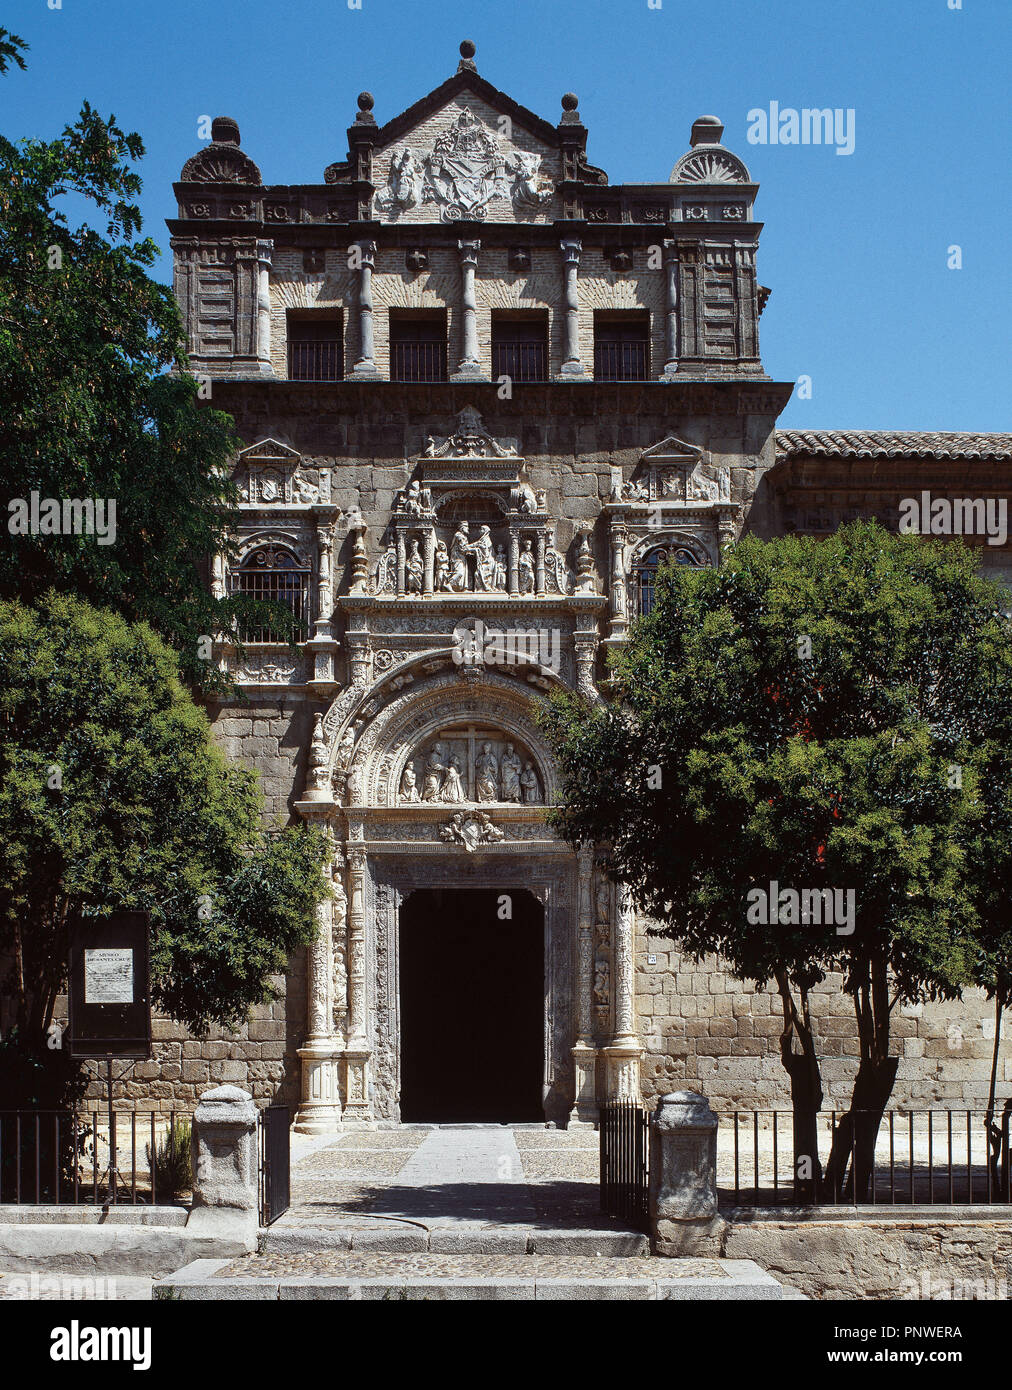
[984,997,1009,1198]
[822,956,898,1202]
[775,969,824,1201]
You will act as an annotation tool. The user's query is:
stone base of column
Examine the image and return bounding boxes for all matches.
[555,362,588,380]
[294,1042,343,1134]
[341,1049,375,1128]
[658,363,679,380]
[449,364,488,382]
[568,1041,599,1128]
[603,1038,643,1101]
[347,361,383,381]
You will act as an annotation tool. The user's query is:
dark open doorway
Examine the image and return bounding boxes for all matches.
[399,887,544,1123]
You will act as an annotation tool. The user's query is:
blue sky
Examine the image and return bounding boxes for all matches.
[2,0,1008,429]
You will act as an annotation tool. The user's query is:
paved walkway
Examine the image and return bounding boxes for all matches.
[277,1125,612,1234]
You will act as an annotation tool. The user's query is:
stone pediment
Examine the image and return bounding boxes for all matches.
[372,96,559,224]
[613,436,731,507]
[235,438,330,507]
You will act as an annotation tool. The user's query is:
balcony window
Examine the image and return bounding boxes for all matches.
[594,313,649,381]
[232,544,311,642]
[491,313,548,383]
[637,544,700,617]
[390,313,447,382]
[288,313,344,382]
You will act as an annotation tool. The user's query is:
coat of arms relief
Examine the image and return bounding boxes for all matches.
[376,108,554,222]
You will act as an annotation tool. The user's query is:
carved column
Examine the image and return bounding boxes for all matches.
[660,239,679,380]
[508,530,520,596]
[607,517,629,641]
[573,633,599,701]
[349,239,381,381]
[451,237,484,381]
[306,518,340,695]
[256,240,273,372]
[396,530,407,596]
[295,831,344,1133]
[342,845,372,1125]
[423,527,435,595]
[570,845,598,1127]
[604,883,643,1101]
[558,239,586,378]
[535,532,546,596]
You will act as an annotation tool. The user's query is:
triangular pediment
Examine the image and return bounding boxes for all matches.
[371,86,562,225]
[639,436,706,466]
[374,68,560,153]
[238,438,301,463]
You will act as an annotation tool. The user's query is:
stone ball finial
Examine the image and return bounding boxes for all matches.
[690,114,725,147]
[357,91,374,113]
[211,116,240,145]
[459,39,477,59]
[561,92,579,112]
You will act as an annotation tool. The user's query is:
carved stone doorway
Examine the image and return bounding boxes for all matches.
[399,887,544,1123]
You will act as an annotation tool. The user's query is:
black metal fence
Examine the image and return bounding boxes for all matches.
[0,1108,188,1206]
[258,1104,290,1226]
[599,1099,650,1230]
[722,1109,1012,1207]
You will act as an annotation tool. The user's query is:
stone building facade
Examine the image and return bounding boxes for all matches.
[151,42,1012,1126]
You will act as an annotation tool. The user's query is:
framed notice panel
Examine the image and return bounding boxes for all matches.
[67,911,152,1059]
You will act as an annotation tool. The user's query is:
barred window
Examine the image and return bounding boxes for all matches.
[636,544,700,617]
[594,312,650,381]
[232,544,311,642]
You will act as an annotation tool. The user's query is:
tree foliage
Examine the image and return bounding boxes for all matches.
[0,592,328,1047]
[543,522,1012,1196]
[0,28,293,690]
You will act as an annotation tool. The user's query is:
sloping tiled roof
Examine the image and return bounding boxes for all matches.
[775,430,1012,461]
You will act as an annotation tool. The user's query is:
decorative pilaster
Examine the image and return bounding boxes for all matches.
[348,239,382,381]
[604,883,643,1100]
[342,845,372,1125]
[660,239,679,380]
[558,239,587,378]
[607,516,629,642]
[451,237,485,381]
[295,832,343,1133]
[256,239,273,372]
[535,532,546,596]
[305,518,340,695]
[570,844,598,1127]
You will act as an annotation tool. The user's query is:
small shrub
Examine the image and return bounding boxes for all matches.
[146,1119,192,1201]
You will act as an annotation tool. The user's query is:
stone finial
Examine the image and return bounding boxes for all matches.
[211,116,240,145]
[356,91,376,126]
[690,115,725,147]
[560,92,581,126]
[458,38,477,71]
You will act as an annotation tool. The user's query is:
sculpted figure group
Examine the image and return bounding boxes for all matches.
[399,739,540,805]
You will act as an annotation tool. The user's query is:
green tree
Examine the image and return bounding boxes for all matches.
[0,591,328,1059]
[0,28,293,690]
[543,522,1011,1199]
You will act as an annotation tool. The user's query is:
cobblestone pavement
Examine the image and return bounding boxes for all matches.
[277,1125,615,1232]
[221,1252,718,1280]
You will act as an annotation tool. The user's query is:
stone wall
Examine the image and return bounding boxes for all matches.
[720,1212,1012,1301]
[635,931,1007,1112]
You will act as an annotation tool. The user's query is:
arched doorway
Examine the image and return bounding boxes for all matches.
[398,887,545,1122]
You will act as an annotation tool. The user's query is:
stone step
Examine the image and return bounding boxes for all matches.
[262,1223,649,1257]
[156,1254,783,1301]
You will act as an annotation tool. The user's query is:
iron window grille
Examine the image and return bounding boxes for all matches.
[389,318,448,382]
[594,318,650,381]
[288,317,344,381]
[491,318,548,383]
[232,545,311,642]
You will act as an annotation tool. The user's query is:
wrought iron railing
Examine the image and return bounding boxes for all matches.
[0,1108,189,1206]
[491,340,547,383]
[721,1108,1012,1207]
[594,339,649,381]
[288,339,343,382]
[258,1104,290,1226]
[599,1099,650,1230]
[390,341,448,382]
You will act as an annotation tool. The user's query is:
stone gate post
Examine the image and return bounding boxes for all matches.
[187,1084,259,1248]
[649,1089,725,1256]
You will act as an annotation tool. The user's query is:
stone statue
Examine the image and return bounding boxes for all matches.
[517,481,538,514]
[500,744,522,802]
[593,960,610,1006]
[518,538,535,595]
[468,525,501,592]
[475,742,499,802]
[433,539,451,591]
[717,465,732,502]
[376,147,422,215]
[520,761,540,804]
[449,524,470,592]
[292,471,320,504]
[493,544,507,591]
[405,538,424,594]
[441,753,466,804]
[399,479,430,515]
[421,744,446,802]
[399,763,420,803]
